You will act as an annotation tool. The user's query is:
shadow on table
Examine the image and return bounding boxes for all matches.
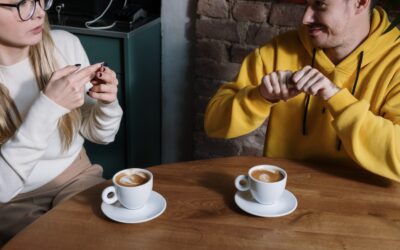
[196,171,247,215]
[299,159,394,188]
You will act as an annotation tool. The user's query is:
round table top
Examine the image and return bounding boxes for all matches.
[4,156,400,250]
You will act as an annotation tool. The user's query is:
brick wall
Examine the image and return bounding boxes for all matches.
[193,0,306,159]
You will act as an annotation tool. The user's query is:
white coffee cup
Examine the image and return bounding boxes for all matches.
[102,168,153,210]
[235,165,287,205]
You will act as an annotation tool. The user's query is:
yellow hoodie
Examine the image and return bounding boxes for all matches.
[204,8,400,182]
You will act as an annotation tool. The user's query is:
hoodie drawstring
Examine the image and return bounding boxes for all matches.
[302,48,317,135]
[336,51,364,151]
[302,49,364,152]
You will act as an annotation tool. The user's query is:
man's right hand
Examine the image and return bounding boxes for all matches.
[44,63,102,110]
[258,70,301,102]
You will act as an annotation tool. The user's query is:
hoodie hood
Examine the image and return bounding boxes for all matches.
[298,7,400,76]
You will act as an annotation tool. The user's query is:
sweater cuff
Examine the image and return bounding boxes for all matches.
[325,88,358,118]
[95,99,123,117]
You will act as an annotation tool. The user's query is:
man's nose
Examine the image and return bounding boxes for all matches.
[302,6,315,25]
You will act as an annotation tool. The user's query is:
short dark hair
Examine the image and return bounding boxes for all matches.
[370,0,379,10]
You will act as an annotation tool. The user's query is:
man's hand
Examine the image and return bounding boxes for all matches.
[292,66,340,100]
[259,70,301,102]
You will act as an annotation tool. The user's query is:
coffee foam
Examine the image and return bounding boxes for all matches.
[116,171,149,187]
[252,169,283,183]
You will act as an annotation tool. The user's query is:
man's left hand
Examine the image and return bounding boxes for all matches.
[292,66,340,101]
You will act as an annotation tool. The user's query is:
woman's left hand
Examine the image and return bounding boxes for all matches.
[88,65,119,104]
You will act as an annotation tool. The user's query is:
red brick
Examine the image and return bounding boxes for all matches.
[197,0,229,18]
[232,1,270,23]
[246,24,280,46]
[269,3,306,27]
[230,44,257,64]
[196,40,229,62]
[196,19,241,42]
[195,59,241,81]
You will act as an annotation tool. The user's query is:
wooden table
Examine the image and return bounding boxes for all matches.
[4,157,400,250]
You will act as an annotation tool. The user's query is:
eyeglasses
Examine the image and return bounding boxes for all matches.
[0,0,53,21]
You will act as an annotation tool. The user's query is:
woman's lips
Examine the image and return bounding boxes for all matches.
[31,25,43,34]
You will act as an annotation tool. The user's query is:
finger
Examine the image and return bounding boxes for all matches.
[90,83,117,94]
[278,71,289,100]
[303,73,322,93]
[50,65,81,80]
[95,71,118,86]
[270,72,281,97]
[309,79,325,96]
[100,66,117,79]
[72,63,103,85]
[295,67,316,90]
[87,91,116,103]
[292,65,312,84]
[262,75,273,94]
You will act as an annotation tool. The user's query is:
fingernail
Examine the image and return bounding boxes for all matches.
[75,64,81,67]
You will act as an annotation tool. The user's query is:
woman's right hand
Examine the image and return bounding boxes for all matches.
[44,63,102,110]
[258,70,300,102]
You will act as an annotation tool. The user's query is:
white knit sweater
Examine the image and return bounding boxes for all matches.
[0,30,123,202]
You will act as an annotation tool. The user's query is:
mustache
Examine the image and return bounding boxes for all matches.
[307,24,326,30]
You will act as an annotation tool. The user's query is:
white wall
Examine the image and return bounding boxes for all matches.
[161,0,196,163]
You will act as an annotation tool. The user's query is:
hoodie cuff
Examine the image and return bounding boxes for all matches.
[325,88,358,118]
[247,86,276,111]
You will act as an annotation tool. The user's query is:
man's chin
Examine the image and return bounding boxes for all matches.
[309,37,329,49]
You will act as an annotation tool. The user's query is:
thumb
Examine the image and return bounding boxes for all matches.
[49,64,81,81]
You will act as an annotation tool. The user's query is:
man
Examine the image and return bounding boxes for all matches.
[204,0,400,181]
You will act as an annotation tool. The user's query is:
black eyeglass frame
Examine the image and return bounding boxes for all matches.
[0,0,53,21]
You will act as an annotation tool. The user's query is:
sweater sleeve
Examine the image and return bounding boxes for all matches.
[71,36,123,144]
[0,93,69,202]
[80,100,123,144]
[204,47,275,139]
[326,84,400,182]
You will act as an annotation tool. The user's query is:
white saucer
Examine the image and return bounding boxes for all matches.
[234,189,297,218]
[101,191,166,223]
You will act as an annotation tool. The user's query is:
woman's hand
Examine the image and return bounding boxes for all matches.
[44,63,102,110]
[88,65,119,104]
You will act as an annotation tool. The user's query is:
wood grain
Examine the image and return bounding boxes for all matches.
[3,157,400,250]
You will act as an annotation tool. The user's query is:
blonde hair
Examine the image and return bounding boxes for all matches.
[0,19,81,150]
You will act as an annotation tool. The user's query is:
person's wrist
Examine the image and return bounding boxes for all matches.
[324,85,340,101]
[258,85,279,103]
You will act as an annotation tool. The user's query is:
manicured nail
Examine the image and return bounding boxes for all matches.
[75,64,81,67]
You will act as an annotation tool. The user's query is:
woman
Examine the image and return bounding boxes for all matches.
[0,0,123,245]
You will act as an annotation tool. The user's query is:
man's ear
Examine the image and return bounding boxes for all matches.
[354,0,370,14]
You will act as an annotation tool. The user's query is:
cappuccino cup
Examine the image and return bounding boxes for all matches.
[235,165,287,205]
[102,168,153,210]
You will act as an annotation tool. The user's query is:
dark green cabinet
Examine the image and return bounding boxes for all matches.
[52,19,161,178]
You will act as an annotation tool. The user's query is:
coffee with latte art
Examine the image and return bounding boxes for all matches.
[251,169,283,183]
[115,171,149,187]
